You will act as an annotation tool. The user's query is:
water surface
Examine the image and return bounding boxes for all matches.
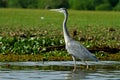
[0,61,120,80]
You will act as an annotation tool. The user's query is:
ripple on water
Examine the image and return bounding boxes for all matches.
[0,61,120,80]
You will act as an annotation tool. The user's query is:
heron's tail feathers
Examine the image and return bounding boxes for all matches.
[92,55,99,62]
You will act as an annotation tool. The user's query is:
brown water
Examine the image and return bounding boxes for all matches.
[0,61,120,80]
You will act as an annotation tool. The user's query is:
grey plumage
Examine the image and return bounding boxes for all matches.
[50,8,98,71]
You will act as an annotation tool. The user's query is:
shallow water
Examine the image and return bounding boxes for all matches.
[0,61,120,80]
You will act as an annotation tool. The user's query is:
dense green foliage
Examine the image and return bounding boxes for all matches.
[0,9,120,56]
[0,0,120,11]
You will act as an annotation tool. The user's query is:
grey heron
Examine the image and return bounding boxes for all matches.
[50,8,98,71]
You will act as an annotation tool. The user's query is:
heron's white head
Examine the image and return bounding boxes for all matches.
[50,8,68,14]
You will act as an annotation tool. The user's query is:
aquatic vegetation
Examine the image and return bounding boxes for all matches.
[0,9,120,61]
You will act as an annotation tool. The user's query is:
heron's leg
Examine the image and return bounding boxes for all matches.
[84,61,89,69]
[72,56,76,71]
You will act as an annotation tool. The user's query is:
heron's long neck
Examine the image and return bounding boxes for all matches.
[63,12,71,43]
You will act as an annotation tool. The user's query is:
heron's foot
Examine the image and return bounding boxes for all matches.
[73,68,76,72]
[73,66,76,72]
[79,64,89,69]
[86,65,89,69]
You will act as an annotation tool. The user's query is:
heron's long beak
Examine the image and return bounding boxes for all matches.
[50,9,59,11]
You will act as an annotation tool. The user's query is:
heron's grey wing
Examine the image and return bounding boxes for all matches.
[66,40,98,61]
